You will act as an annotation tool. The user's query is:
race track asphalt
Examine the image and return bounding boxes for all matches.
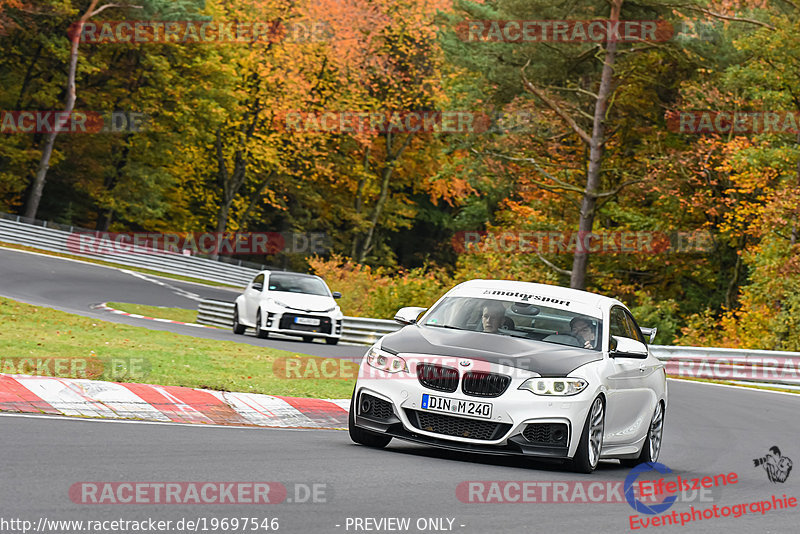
[0,247,364,359]
[1,380,798,533]
[1,246,798,533]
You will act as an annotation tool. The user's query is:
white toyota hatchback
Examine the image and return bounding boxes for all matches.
[233,271,343,345]
[348,279,667,472]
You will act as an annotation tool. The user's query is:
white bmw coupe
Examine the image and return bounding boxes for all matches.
[348,280,666,472]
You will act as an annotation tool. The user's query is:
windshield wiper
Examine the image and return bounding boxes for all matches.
[423,323,465,331]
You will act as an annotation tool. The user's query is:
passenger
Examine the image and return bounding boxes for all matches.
[570,317,596,349]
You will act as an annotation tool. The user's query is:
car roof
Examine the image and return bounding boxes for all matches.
[256,270,322,280]
[450,279,619,309]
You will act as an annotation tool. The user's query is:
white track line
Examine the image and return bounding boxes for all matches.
[668,377,800,398]
[0,244,240,291]
[0,412,340,431]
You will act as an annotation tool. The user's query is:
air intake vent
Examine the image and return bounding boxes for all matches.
[405,409,510,441]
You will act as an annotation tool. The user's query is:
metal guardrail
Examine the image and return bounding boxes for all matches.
[197,300,236,327]
[197,297,800,389]
[650,345,800,388]
[0,213,268,287]
[341,317,400,345]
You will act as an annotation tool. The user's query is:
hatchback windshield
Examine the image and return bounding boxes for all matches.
[267,274,329,296]
[422,296,602,350]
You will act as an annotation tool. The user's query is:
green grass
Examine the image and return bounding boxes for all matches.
[0,241,243,289]
[0,297,357,398]
[106,302,199,324]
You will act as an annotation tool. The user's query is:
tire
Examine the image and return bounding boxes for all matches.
[302,336,314,343]
[348,389,392,448]
[326,338,339,345]
[232,306,246,335]
[571,396,605,473]
[255,310,269,339]
[620,401,664,467]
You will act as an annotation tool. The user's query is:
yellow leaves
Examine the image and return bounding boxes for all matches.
[426,176,476,206]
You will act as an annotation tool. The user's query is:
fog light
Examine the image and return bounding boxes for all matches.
[359,397,372,415]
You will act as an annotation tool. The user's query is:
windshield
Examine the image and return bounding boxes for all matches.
[422,296,602,350]
[267,274,330,296]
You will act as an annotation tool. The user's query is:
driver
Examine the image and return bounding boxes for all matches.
[481,301,506,334]
[570,317,596,349]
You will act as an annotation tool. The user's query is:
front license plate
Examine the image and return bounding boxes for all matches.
[294,317,320,326]
[421,394,492,419]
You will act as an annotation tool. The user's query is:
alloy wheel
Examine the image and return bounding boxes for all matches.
[648,402,664,462]
[588,397,605,468]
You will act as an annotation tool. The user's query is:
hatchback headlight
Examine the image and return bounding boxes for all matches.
[366,346,408,373]
[519,378,588,396]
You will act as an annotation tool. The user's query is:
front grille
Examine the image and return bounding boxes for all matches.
[278,314,332,334]
[358,393,394,421]
[417,363,459,392]
[461,371,511,397]
[405,409,511,441]
[522,423,569,447]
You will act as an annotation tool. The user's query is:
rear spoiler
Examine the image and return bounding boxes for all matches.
[640,327,658,345]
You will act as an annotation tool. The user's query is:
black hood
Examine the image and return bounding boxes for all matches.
[380,325,602,377]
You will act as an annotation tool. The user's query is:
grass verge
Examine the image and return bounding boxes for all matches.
[0,297,357,398]
[0,241,243,289]
[106,302,199,324]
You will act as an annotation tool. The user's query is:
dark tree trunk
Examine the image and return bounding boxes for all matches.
[569,1,622,290]
[25,1,114,219]
[357,132,413,263]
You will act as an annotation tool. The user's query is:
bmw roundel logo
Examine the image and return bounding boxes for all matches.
[459,360,471,367]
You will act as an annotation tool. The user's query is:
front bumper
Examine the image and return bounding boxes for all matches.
[353,357,596,459]
[261,309,342,339]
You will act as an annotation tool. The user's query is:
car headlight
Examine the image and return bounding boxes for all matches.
[366,346,408,373]
[270,299,290,308]
[519,378,588,396]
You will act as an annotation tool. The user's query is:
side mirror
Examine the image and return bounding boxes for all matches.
[332,291,342,299]
[394,306,428,325]
[609,336,648,359]
[640,327,658,345]
[252,283,263,291]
